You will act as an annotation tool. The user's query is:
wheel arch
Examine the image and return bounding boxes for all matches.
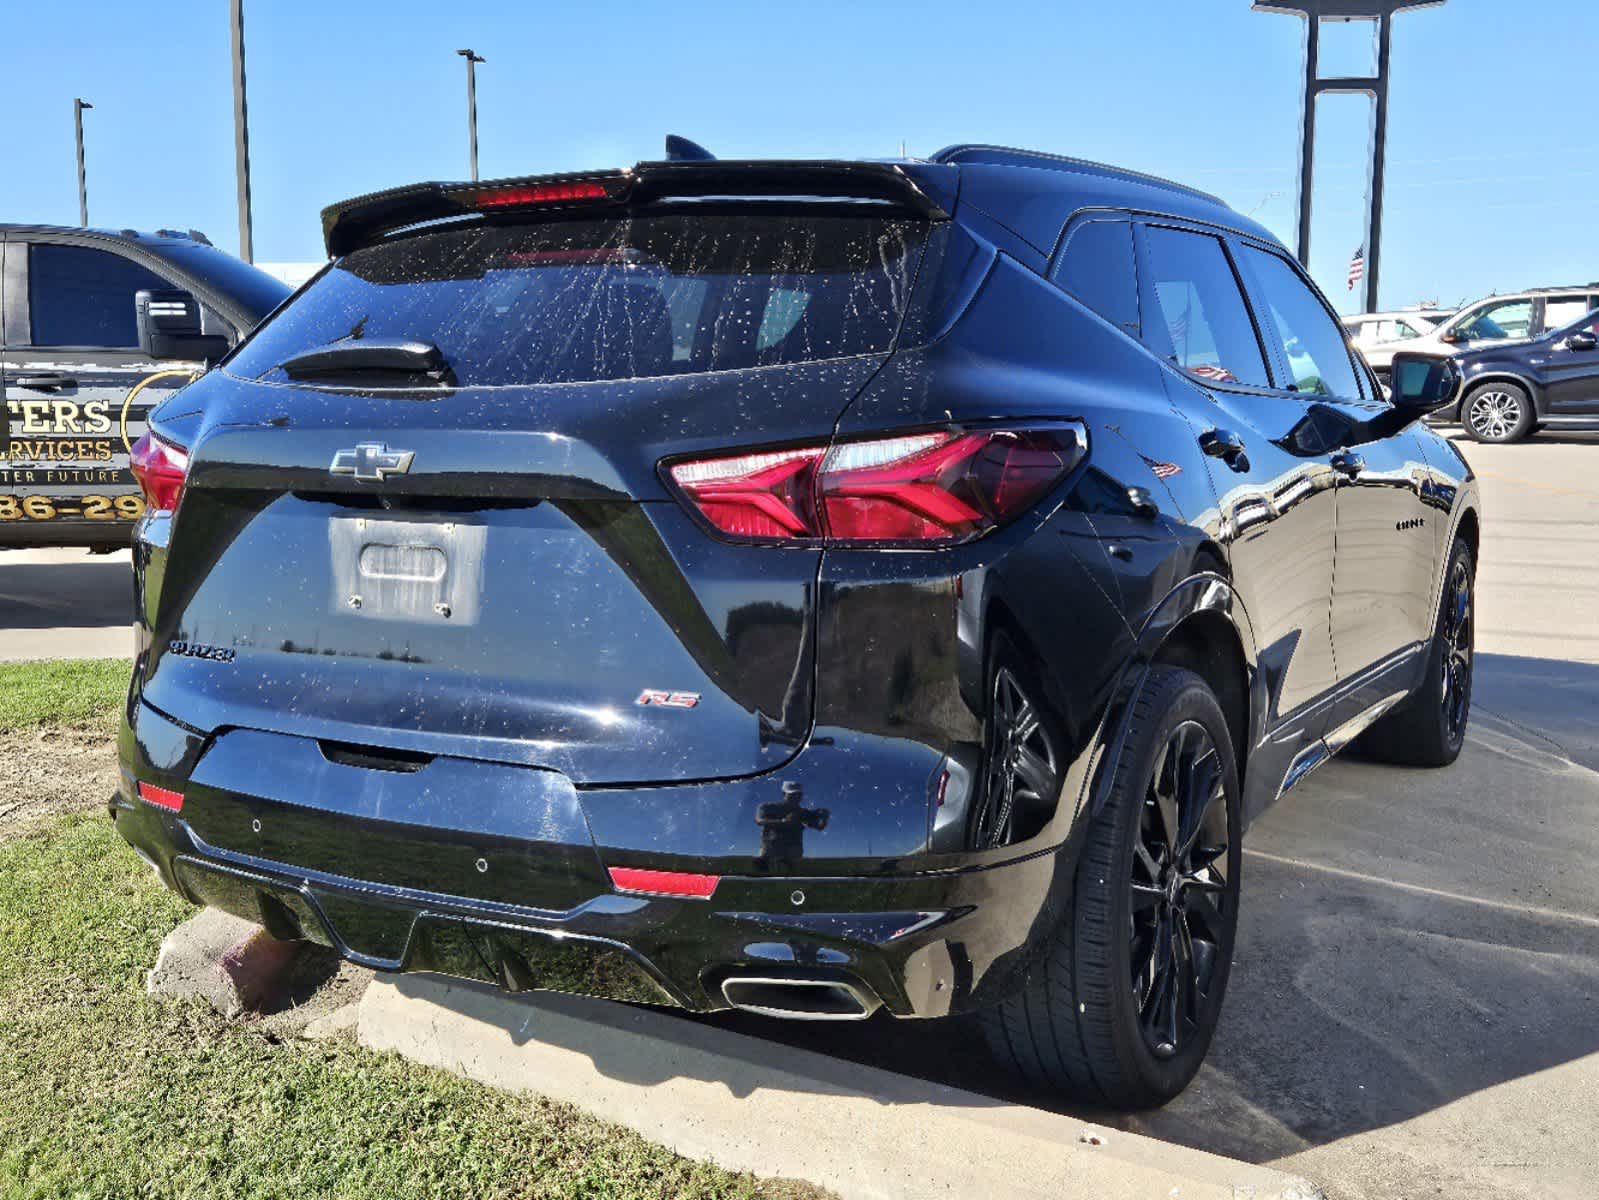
[1462,371,1546,418]
[1083,572,1262,825]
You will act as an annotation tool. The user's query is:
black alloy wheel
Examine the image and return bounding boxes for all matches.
[972,648,1060,851]
[1128,720,1231,1059]
[1440,555,1473,744]
[1359,536,1475,767]
[979,665,1242,1109]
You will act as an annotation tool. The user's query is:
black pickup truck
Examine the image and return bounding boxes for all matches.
[1,225,292,548]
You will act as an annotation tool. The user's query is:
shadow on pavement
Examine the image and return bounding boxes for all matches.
[0,553,131,630]
[687,653,1599,1164]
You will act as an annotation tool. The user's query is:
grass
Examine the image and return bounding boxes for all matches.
[0,813,819,1200]
[0,658,128,733]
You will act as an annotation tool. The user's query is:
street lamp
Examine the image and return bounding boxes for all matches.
[73,98,92,227]
[456,48,486,181]
[1252,0,1447,313]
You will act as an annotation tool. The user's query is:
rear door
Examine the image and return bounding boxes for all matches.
[0,237,200,538]
[1232,240,1437,727]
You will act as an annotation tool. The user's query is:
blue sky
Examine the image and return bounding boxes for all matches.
[4,0,1591,314]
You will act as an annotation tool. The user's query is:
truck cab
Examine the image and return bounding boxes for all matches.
[0,225,292,548]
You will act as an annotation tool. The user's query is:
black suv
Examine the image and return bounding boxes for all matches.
[1452,306,1599,442]
[1,225,289,548]
[114,145,1479,1108]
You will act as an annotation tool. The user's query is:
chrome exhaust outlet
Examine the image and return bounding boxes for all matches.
[720,976,881,1021]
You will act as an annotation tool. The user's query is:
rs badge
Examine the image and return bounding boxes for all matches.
[636,690,701,709]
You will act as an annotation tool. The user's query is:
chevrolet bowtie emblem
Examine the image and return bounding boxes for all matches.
[330,442,414,483]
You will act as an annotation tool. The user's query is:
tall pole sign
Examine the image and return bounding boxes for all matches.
[73,99,92,227]
[1252,1,1446,314]
[457,49,486,182]
[231,0,254,263]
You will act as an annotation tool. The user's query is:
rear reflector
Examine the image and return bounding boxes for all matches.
[608,866,720,900]
[472,180,612,209]
[129,432,189,515]
[137,782,184,812]
[665,424,1087,546]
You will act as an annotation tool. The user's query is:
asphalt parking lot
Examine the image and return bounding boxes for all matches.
[4,431,1597,1198]
[715,430,1599,1200]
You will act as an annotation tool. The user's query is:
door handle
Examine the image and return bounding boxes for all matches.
[1330,452,1366,478]
[1199,427,1250,472]
[14,372,77,392]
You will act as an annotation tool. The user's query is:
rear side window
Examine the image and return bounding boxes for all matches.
[1239,246,1360,398]
[1053,219,1138,335]
[1138,226,1269,388]
[28,243,171,348]
[228,213,929,387]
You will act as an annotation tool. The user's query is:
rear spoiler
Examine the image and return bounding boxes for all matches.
[321,160,954,257]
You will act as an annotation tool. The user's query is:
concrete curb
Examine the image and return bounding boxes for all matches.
[359,976,1322,1200]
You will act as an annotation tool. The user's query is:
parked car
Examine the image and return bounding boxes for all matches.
[113,143,1480,1109]
[1451,308,1599,442]
[0,225,290,549]
[1344,309,1449,376]
[1396,286,1599,366]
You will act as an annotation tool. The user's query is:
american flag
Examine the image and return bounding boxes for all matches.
[1347,247,1365,291]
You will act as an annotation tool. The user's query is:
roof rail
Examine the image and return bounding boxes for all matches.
[929,144,1226,206]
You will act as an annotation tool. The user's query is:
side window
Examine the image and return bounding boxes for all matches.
[1053,219,1139,336]
[1457,299,1531,340]
[1138,226,1269,387]
[1394,319,1421,339]
[1542,296,1592,332]
[26,243,171,348]
[1238,245,1361,399]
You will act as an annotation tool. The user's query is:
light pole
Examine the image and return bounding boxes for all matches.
[230,0,254,262]
[1252,0,1447,314]
[73,98,92,227]
[456,48,485,181]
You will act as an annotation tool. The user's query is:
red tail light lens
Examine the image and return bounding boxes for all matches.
[129,432,190,515]
[666,424,1086,546]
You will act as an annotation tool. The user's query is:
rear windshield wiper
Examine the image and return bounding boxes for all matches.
[278,338,456,386]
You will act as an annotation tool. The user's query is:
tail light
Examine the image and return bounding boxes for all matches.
[129,432,189,515]
[665,424,1087,546]
[467,179,615,209]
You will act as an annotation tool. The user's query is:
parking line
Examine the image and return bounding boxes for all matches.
[1243,848,1599,930]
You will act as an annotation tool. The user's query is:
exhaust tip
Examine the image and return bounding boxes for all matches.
[720,976,880,1021]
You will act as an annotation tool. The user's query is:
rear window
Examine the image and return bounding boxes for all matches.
[227,213,929,387]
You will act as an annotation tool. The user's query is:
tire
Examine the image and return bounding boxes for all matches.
[1462,382,1535,443]
[1360,537,1475,767]
[979,665,1242,1109]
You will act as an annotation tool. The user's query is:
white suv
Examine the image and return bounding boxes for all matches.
[1344,309,1450,374]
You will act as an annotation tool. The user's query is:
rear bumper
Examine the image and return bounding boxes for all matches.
[115,699,1069,1018]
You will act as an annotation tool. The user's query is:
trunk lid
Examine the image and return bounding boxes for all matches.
[142,206,934,784]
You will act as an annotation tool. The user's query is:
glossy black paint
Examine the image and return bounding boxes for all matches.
[115,147,1479,1019]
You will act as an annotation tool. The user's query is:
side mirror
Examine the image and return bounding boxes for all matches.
[135,289,231,363]
[1567,331,1598,352]
[1389,353,1460,414]
[1438,330,1466,345]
